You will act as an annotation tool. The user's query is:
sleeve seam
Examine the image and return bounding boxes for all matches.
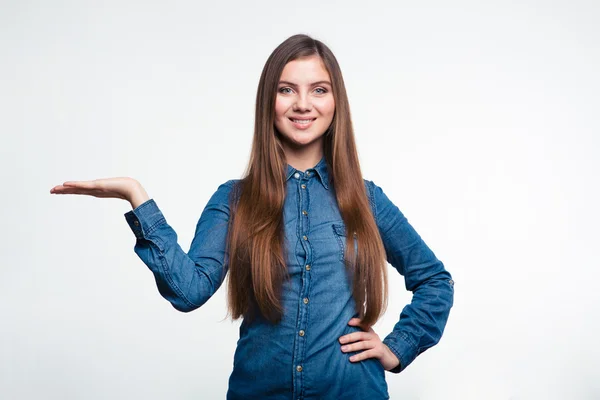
[400,331,419,350]
[145,217,167,237]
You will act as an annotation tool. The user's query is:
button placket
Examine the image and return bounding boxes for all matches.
[292,171,313,398]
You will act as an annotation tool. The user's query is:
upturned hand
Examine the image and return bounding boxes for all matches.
[50,177,149,208]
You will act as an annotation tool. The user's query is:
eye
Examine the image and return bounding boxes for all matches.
[278,87,293,94]
[315,87,328,94]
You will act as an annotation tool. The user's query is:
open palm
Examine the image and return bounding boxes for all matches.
[50,177,140,201]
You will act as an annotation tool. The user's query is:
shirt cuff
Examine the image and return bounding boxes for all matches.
[383,333,419,373]
[123,199,165,239]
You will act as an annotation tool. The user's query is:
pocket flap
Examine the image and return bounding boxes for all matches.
[332,223,346,237]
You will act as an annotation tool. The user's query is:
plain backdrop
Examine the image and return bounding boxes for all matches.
[1,0,599,399]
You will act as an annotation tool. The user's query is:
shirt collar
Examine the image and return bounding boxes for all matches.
[285,156,330,190]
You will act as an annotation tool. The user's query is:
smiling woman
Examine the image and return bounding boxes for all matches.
[274,59,335,164]
[50,33,454,400]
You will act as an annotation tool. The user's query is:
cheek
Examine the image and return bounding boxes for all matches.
[327,104,335,118]
[319,98,335,118]
[275,97,290,119]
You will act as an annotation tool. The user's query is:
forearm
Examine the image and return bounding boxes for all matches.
[124,199,226,312]
[383,269,454,373]
[133,225,221,312]
[368,179,455,373]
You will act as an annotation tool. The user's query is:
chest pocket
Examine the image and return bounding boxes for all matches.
[332,223,358,263]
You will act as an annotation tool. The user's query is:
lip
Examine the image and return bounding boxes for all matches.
[288,117,316,130]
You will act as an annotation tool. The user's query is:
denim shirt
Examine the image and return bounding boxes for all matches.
[124,156,454,399]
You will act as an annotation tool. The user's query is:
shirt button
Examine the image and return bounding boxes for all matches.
[294,172,300,179]
[301,184,306,189]
[305,264,311,271]
[296,365,303,372]
[133,220,139,226]
[303,297,309,304]
[306,171,311,176]
[299,330,305,336]
[302,235,308,241]
[302,210,308,215]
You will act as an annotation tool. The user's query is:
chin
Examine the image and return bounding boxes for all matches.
[280,131,325,147]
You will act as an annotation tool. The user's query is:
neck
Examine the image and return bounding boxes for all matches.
[282,140,324,172]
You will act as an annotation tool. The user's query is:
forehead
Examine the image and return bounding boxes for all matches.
[280,55,331,83]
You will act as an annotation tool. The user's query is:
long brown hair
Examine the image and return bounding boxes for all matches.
[226,34,388,328]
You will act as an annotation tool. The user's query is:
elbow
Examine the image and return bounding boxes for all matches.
[435,271,455,310]
[167,291,207,312]
[413,269,455,311]
[440,269,455,307]
[171,301,200,313]
[412,266,454,293]
[155,277,209,313]
[447,277,455,308]
[158,288,203,313]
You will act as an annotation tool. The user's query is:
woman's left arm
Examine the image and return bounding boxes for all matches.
[369,179,455,373]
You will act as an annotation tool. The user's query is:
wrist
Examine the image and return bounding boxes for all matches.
[128,181,150,210]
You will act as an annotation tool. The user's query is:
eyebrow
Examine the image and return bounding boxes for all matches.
[278,80,332,87]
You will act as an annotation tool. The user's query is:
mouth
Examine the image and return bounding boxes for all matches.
[288,117,317,130]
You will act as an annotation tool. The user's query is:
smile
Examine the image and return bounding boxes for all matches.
[288,117,316,130]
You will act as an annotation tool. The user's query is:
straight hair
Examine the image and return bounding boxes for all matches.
[225,34,388,328]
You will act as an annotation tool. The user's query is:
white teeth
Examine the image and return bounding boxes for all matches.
[292,119,313,124]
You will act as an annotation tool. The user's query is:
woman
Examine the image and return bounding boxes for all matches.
[50,34,454,399]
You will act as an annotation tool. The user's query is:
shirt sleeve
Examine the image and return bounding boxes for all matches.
[367,180,454,373]
[123,180,236,312]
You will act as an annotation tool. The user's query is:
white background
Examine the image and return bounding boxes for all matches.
[1,0,599,399]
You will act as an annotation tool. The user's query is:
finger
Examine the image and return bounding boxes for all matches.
[349,348,379,362]
[50,186,97,196]
[340,339,374,353]
[63,180,98,189]
[50,186,74,194]
[339,331,372,344]
[53,189,95,196]
[348,318,371,332]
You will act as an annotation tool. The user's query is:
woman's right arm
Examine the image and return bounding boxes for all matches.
[50,177,235,312]
[124,180,236,312]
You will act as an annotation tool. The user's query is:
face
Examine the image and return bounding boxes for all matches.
[274,55,335,153]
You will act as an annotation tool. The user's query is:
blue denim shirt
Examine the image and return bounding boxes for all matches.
[124,156,454,399]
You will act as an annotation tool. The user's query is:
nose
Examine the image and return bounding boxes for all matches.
[293,93,312,111]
